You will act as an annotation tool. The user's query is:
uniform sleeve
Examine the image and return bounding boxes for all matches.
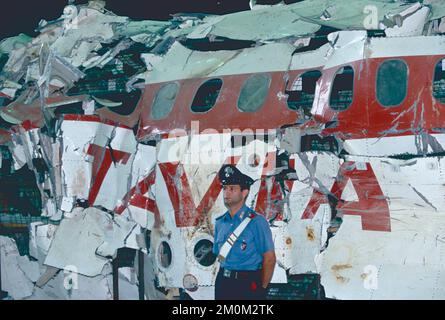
[253,215,275,255]
[213,222,219,255]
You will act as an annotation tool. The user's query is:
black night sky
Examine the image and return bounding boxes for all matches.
[0,0,257,40]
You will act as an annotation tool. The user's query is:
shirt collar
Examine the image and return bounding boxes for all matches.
[223,204,249,221]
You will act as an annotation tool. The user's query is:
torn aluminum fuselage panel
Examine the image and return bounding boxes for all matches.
[115,142,158,230]
[29,265,113,300]
[289,42,330,72]
[3,0,445,300]
[286,153,445,299]
[344,155,445,215]
[0,91,90,130]
[38,131,63,203]
[29,222,58,263]
[186,6,321,41]
[143,41,296,85]
[284,152,342,274]
[59,115,137,211]
[115,20,171,40]
[297,0,416,30]
[152,133,233,290]
[50,6,128,62]
[0,236,40,300]
[7,126,40,171]
[5,125,64,223]
[152,133,292,292]
[184,0,434,42]
[43,206,138,277]
[426,0,445,22]
[137,72,298,141]
[383,6,430,37]
[0,34,32,56]
[5,124,64,221]
[311,34,445,157]
[38,50,86,91]
[318,209,445,299]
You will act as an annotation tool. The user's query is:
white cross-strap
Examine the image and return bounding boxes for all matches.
[218,213,254,262]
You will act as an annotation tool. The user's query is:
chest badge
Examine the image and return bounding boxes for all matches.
[241,240,247,251]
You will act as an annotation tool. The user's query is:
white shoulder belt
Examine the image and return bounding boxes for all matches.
[218,214,255,262]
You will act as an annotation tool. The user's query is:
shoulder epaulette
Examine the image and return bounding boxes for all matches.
[248,212,257,219]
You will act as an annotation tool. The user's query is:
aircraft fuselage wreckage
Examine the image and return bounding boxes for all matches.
[1,0,445,299]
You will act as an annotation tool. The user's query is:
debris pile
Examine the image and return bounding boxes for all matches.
[1,0,445,300]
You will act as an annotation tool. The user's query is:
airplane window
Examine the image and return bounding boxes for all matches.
[194,239,217,267]
[191,78,223,113]
[329,66,354,111]
[158,241,172,268]
[377,59,408,107]
[238,74,271,112]
[286,70,322,113]
[433,58,445,104]
[151,82,179,120]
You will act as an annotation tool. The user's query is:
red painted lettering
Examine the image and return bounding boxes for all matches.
[301,161,391,232]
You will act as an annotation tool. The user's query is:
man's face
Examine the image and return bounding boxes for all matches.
[223,185,248,208]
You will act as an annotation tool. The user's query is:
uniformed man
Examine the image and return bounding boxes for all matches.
[213,164,276,300]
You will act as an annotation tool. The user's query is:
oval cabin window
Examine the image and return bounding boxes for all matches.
[151,82,179,120]
[191,78,223,113]
[238,74,271,112]
[377,59,408,107]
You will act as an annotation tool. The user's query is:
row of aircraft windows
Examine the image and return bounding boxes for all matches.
[328,58,445,110]
[149,58,445,120]
[150,74,272,120]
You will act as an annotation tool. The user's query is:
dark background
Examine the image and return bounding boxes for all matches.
[0,0,257,40]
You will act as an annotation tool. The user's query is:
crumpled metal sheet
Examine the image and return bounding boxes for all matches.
[0,34,32,55]
[186,8,321,41]
[285,153,445,299]
[317,208,445,299]
[425,0,445,21]
[2,0,445,301]
[185,0,436,41]
[300,0,417,30]
[144,41,296,84]
[43,207,138,277]
[0,236,40,300]
[59,117,138,210]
